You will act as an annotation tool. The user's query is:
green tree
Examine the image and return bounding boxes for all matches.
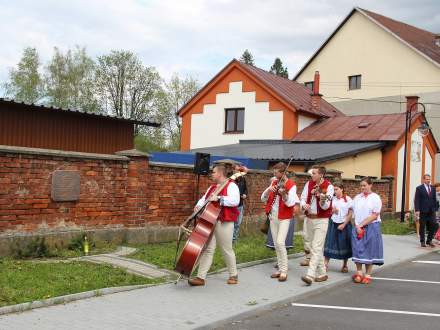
[95,50,162,130]
[239,49,255,66]
[45,46,98,112]
[4,47,44,103]
[155,74,200,150]
[270,58,289,78]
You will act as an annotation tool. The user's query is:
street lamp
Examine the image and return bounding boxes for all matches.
[400,102,430,222]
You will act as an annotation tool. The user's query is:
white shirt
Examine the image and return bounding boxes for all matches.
[261,178,299,216]
[331,195,353,224]
[352,192,382,226]
[300,181,334,214]
[196,181,240,208]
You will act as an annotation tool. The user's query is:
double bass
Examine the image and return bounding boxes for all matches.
[174,168,247,278]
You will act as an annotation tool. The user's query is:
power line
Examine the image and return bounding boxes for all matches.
[322,96,440,106]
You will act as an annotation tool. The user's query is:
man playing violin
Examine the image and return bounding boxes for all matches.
[261,162,299,282]
[188,163,240,286]
[300,165,334,286]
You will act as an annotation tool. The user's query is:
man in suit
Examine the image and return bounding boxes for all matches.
[414,174,439,247]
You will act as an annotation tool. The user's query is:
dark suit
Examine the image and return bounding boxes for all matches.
[414,184,439,244]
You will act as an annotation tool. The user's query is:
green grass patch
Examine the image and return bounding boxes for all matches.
[381,219,415,235]
[129,233,304,273]
[0,259,164,308]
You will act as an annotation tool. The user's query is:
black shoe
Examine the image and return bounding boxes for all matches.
[421,242,426,247]
[428,242,435,248]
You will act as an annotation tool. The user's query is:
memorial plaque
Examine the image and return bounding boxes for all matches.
[51,170,81,202]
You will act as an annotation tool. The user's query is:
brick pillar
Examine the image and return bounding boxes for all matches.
[116,149,150,227]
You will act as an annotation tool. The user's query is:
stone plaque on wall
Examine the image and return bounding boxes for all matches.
[51,170,80,202]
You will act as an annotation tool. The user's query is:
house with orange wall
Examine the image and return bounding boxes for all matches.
[178,59,342,151]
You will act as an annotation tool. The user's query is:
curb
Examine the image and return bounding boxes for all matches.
[197,248,439,330]
[0,282,172,316]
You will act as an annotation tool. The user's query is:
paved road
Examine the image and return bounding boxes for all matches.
[212,251,440,330]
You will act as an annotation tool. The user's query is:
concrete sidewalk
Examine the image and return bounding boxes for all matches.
[0,235,435,330]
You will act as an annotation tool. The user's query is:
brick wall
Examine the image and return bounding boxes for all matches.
[0,146,394,238]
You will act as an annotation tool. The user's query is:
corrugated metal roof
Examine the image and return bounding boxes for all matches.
[240,62,343,118]
[0,98,160,127]
[191,141,385,162]
[360,8,440,67]
[292,113,420,142]
[178,59,344,119]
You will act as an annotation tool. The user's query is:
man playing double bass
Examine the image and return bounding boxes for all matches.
[188,163,240,286]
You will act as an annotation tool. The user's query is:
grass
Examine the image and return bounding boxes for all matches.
[381,219,415,235]
[11,237,119,260]
[0,258,164,308]
[129,233,304,273]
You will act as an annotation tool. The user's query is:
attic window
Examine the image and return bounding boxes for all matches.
[358,122,371,128]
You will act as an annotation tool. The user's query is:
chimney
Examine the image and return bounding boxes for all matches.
[311,71,322,111]
[406,96,419,113]
[435,34,440,47]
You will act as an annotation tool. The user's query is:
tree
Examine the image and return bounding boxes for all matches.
[4,47,44,103]
[45,46,98,112]
[239,49,255,66]
[95,50,162,130]
[270,58,289,78]
[155,74,200,150]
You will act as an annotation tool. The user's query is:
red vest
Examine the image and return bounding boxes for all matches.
[265,178,296,220]
[306,179,333,218]
[205,180,239,222]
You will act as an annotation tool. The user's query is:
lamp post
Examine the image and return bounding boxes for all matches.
[400,102,430,222]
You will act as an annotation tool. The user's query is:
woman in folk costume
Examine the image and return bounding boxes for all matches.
[300,165,334,286]
[261,162,299,282]
[351,177,384,285]
[323,180,353,273]
[187,163,240,286]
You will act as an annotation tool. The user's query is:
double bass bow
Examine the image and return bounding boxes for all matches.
[174,166,247,279]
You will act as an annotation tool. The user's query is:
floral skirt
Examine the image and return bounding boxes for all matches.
[351,221,384,265]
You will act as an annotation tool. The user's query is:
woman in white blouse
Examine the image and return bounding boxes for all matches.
[351,177,384,284]
[323,180,353,273]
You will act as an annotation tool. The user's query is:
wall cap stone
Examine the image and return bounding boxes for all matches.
[0,145,129,161]
[115,149,150,158]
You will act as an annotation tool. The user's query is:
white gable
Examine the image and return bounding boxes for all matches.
[190,82,283,149]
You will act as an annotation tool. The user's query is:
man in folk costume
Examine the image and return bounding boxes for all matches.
[261,162,299,281]
[188,163,240,286]
[300,165,334,285]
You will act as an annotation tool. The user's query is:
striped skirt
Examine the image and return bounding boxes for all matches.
[324,219,352,260]
[266,219,295,249]
[351,221,384,265]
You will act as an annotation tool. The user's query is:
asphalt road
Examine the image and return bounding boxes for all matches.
[212,251,440,330]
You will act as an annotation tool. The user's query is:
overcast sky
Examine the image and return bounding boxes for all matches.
[1,0,439,89]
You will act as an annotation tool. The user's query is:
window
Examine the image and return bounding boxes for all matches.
[348,75,361,90]
[225,108,244,133]
[304,81,314,91]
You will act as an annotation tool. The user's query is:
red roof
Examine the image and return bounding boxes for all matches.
[239,62,342,118]
[178,59,343,118]
[292,113,421,142]
[360,8,440,66]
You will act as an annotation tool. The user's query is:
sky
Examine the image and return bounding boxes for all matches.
[0,0,439,89]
